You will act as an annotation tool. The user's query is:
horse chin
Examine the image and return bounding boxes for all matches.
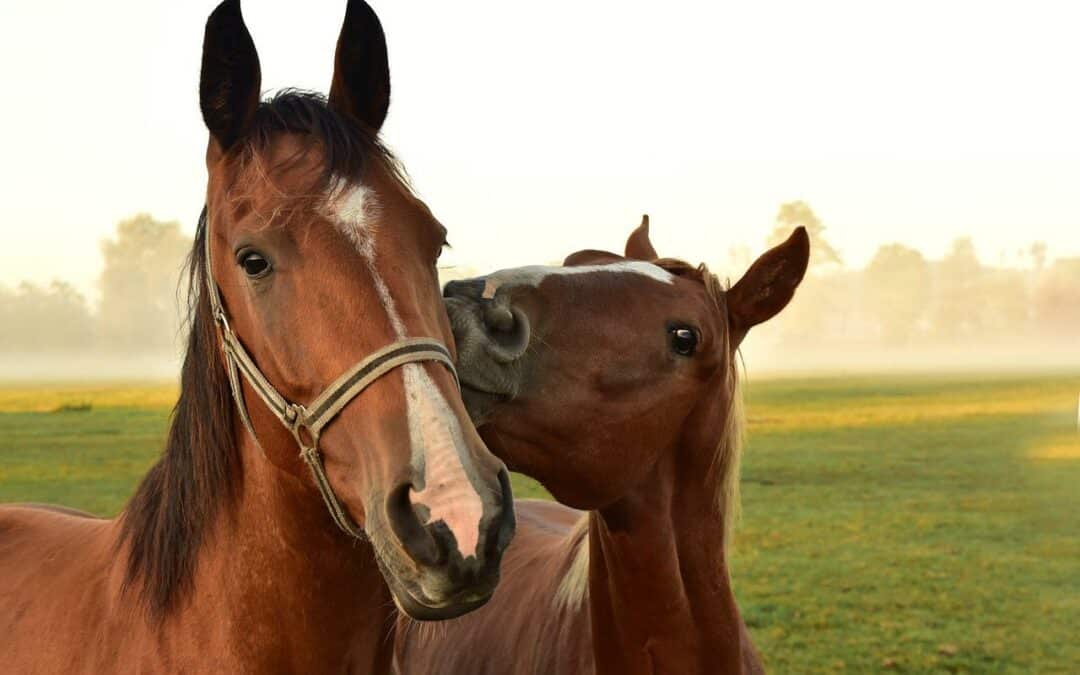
[389,580,495,621]
[381,563,498,621]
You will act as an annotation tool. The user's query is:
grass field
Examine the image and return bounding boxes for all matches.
[1,373,1078,673]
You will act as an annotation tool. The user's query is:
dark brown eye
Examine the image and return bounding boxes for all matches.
[670,326,698,356]
[240,251,271,278]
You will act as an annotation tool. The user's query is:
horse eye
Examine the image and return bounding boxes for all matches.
[670,326,698,356]
[240,251,271,278]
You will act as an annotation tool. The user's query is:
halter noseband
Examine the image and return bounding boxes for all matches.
[203,219,457,540]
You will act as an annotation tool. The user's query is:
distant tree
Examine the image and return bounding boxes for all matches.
[980,267,1030,335]
[98,214,191,353]
[762,266,874,355]
[863,244,930,344]
[0,281,94,351]
[1033,257,1080,336]
[767,201,842,272]
[930,237,984,340]
[942,237,980,277]
[1029,242,1048,271]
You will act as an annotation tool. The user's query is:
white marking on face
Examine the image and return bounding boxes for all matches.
[325,177,485,558]
[403,365,483,558]
[480,261,674,299]
[325,178,403,335]
[324,176,380,258]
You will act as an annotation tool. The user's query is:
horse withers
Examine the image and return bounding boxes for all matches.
[0,2,513,672]
[396,218,809,674]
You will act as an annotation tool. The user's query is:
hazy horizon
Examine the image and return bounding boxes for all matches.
[2,0,1079,303]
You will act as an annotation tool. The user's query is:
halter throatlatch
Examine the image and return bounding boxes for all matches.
[203,223,458,539]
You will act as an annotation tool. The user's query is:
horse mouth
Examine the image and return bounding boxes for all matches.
[382,562,499,621]
[368,505,506,621]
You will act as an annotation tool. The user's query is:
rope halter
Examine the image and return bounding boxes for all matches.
[203,219,458,539]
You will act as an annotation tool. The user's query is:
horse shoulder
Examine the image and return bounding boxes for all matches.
[0,505,127,672]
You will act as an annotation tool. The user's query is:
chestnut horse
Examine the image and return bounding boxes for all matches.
[0,1,514,672]
[396,218,809,674]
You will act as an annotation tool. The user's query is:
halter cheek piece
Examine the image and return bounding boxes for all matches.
[203,222,458,540]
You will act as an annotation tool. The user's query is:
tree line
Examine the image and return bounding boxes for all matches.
[748,202,1079,365]
[0,214,189,356]
[1,207,1077,365]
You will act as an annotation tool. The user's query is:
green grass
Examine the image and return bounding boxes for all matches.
[1,374,1078,673]
[735,373,1080,674]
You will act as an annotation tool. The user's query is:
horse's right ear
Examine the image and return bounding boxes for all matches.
[727,227,810,342]
[200,0,262,154]
[328,0,391,132]
[625,215,658,260]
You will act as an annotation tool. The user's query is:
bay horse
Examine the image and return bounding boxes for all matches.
[395,218,809,674]
[0,1,514,671]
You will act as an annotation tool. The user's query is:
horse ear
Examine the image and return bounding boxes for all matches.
[727,227,810,340]
[200,0,261,153]
[328,0,391,132]
[624,214,658,260]
[563,249,623,266]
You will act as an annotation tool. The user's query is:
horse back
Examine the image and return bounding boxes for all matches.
[8,502,101,518]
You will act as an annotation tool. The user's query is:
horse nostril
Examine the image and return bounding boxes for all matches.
[483,304,516,334]
[475,304,531,364]
[385,482,443,567]
[490,469,516,558]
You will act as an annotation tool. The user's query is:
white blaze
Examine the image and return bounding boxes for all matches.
[481,260,674,298]
[402,365,483,558]
[326,179,484,557]
[326,178,379,258]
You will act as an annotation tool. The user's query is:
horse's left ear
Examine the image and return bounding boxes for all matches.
[727,227,810,341]
[328,0,391,132]
[624,214,658,260]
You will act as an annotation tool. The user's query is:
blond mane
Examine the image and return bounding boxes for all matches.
[552,515,591,612]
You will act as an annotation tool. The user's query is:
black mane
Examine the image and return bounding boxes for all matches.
[245,89,408,191]
[119,209,238,618]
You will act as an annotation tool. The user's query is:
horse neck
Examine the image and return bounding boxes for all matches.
[184,424,395,671]
[587,412,743,674]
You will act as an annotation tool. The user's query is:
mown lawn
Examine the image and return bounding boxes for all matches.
[1,374,1077,673]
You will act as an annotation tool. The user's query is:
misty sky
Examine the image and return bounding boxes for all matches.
[2,0,1078,300]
